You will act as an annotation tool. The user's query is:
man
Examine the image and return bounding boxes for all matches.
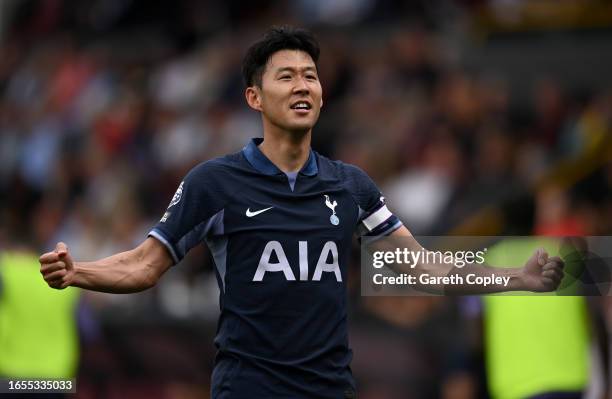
[40,26,564,398]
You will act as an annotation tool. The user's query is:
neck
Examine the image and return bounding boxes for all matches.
[259,122,311,173]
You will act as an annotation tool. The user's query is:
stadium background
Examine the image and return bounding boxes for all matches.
[0,0,611,398]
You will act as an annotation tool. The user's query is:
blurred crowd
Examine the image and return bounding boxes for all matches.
[0,0,611,398]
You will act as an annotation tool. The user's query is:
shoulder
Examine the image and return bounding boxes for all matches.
[185,152,243,182]
[177,152,248,203]
[316,153,373,183]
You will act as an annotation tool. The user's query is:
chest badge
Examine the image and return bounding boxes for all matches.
[324,195,340,225]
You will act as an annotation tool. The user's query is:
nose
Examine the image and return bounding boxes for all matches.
[293,76,310,95]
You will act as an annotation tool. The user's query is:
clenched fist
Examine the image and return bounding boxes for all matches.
[39,242,75,289]
[519,248,565,292]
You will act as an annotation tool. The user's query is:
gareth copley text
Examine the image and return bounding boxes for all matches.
[373,273,511,288]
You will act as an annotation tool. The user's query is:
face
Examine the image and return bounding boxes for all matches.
[246,50,323,134]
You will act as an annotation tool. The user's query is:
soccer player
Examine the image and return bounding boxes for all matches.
[39,27,564,398]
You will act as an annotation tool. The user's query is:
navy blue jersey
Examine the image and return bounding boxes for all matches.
[149,138,401,398]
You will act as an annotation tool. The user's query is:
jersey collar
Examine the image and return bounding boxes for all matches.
[243,138,318,176]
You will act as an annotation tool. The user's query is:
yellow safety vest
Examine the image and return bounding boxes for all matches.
[483,238,589,399]
[0,250,80,378]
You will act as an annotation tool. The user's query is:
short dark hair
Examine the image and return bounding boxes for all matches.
[242,26,320,87]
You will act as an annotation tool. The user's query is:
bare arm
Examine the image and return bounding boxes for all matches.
[39,238,174,293]
[375,225,564,294]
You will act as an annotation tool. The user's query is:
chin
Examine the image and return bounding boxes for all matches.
[291,122,315,131]
[268,114,318,134]
[277,120,314,133]
[289,117,318,132]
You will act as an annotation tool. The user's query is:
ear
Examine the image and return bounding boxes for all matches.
[245,86,263,112]
[320,98,323,109]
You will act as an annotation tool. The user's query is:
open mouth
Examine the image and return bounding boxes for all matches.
[290,101,312,111]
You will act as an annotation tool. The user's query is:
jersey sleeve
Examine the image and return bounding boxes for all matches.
[148,161,227,264]
[342,164,403,238]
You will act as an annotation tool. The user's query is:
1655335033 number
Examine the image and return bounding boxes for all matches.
[2,379,76,393]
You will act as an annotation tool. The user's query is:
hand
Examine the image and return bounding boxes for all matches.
[519,248,564,292]
[39,242,76,289]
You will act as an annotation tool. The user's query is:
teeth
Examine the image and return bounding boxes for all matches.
[293,103,310,109]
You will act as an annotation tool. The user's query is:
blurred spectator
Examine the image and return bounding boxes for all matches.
[483,238,592,399]
[0,248,80,379]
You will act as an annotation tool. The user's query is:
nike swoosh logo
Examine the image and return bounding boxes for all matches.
[246,207,274,217]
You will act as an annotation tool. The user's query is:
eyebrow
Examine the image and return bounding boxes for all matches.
[275,66,317,74]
